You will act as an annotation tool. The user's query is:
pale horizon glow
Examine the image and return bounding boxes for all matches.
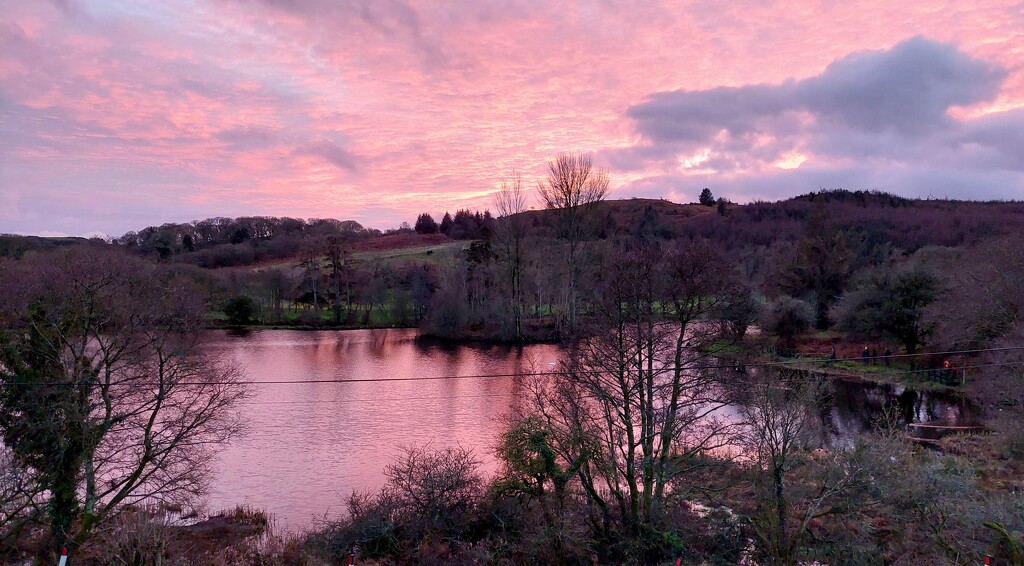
[2,1,1023,237]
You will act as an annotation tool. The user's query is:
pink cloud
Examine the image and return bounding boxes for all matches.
[1,0,1023,236]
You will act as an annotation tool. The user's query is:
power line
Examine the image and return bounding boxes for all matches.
[230,360,1024,405]
[238,392,511,406]
[2,345,1022,388]
[4,359,1022,410]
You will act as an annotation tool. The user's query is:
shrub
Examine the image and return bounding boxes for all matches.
[761,296,813,349]
[224,295,258,326]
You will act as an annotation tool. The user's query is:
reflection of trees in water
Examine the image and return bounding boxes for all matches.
[733,365,976,448]
[821,379,976,446]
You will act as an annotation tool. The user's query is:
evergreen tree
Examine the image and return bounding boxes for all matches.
[439,212,454,235]
[414,213,439,234]
[699,187,715,206]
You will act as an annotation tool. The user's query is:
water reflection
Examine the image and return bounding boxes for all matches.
[822,378,976,447]
[204,330,974,529]
[203,329,560,529]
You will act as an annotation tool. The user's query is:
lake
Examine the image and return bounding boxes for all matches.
[202,329,561,529]
[202,329,972,529]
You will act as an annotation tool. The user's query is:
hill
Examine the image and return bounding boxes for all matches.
[7,191,1022,265]
[0,234,100,259]
[676,190,1024,253]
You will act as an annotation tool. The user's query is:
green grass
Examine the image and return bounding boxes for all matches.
[248,241,469,273]
[769,356,964,391]
[354,241,469,266]
[702,339,745,357]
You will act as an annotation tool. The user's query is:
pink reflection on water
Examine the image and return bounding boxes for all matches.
[202,329,560,529]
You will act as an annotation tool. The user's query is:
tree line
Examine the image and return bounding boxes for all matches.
[414,209,495,240]
[4,153,1024,563]
[118,216,379,267]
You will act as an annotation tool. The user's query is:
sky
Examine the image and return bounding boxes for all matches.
[2,0,1023,237]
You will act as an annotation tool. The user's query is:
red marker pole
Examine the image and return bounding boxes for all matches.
[984,555,992,565]
[675,559,682,566]
[348,554,355,565]
[57,547,68,566]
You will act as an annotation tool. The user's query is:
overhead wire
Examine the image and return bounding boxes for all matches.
[2,345,1022,392]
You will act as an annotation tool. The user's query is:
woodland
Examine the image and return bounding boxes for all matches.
[2,156,1024,564]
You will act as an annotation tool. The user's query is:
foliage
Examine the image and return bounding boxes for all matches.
[414,213,439,234]
[699,187,715,207]
[932,235,1024,350]
[780,204,852,329]
[761,296,814,349]
[385,445,483,541]
[680,190,1024,265]
[308,445,482,563]
[0,249,249,561]
[439,211,454,234]
[836,263,941,354]
[0,444,39,552]
[715,289,758,340]
[119,216,376,260]
[87,508,173,566]
[223,295,258,326]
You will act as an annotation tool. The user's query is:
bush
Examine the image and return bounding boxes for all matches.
[308,445,483,563]
[223,295,258,326]
[761,296,813,349]
[385,445,482,541]
[86,509,174,566]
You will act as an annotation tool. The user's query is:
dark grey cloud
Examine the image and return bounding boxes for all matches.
[617,36,1021,202]
[953,108,1024,171]
[45,0,74,12]
[628,83,797,143]
[629,36,1005,147]
[799,37,1005,135]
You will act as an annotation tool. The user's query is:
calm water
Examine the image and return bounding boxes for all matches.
[202,329,560,528]
[202,329,971,529]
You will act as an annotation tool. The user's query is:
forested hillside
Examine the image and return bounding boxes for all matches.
[4,187,1024,564]
[4,189,1022,344]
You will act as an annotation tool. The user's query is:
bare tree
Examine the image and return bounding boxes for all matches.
[738,370,876,564]
[538,152,608,333]
[261,267,293,322]
[299,236,323,311]
[493,171,530,341]
[325,234,355,324]
[0,249,249,562]
[509,239,742,534]
[0,444,42,547]
[740,370,819,563]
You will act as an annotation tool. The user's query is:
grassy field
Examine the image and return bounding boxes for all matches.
[246,239,469,274]
[352,240,468,266]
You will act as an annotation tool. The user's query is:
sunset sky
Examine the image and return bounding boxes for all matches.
[2,0,1023,237]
